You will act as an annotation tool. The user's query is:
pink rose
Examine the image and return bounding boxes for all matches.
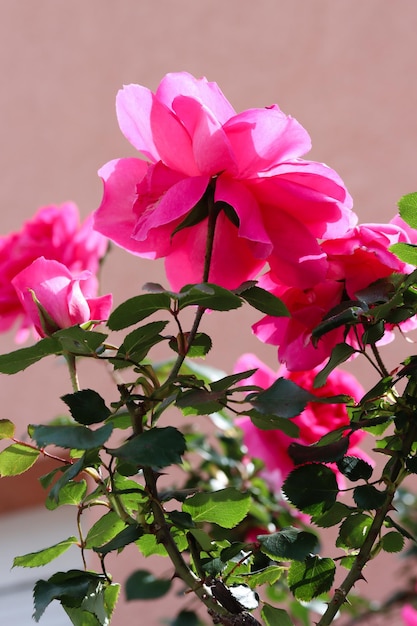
[253,219,417,370]
[0,203,108,340]
[402,606,417,626]
[94,72,355,290]
[12,257,112,338]
[234,353,370,492]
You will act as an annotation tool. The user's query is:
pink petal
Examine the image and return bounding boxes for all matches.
[223,106,311,176]
[156,71,236,125]
[94,158,151,256]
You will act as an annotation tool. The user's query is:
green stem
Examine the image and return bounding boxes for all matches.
[65,352,80,392]
[167,186,221,383]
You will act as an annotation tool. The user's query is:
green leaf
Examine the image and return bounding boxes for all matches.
[210,369,257,392]
[168,610,204,626]
[84,512,126,550]
[247,378,311,418]
[183,487,251,528]
[261,604,295,626]
[107,293,171,330]
[246,410,300,436]
[337,456,373,481]
[353,484,386,510]
[94,524,144,555]
[258,527,319,562]
[237,285,289,317]
[282,465,339,515]
[169,332,212,358]
[313,502,352,528]
[176,388,226,415]
[54,327,108,356]
[13,537,78,568]
[0,418,15,439]
[125,570,171,600]
[389,242,417,266]
[336,513,373,549]
[46,480,87,510]
[178,283,242,311]
[0,337,60,374]
[171,192,210,237]
[48,452,99,503]
[398,192,417,228]
[33,570,107,622]
[31,423,113,450]
[61,389,111,425]
[113,321,168,367]
[246,565,284,588]
[109,426,185,468]
[314,344,356,388]
[63,580,120,626]
[381,531,405,553]
[0,443,40,476]
[288,556,336,601]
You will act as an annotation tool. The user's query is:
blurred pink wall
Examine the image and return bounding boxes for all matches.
[1,2,417,624]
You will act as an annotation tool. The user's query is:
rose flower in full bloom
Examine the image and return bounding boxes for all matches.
[94,71,355,291]
[234,353,370,492]
[0,202,108,341]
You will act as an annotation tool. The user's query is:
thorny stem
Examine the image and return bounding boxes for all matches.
[317,380,417,626]
[167,184,221,383]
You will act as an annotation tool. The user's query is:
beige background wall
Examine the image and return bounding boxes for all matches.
[0,2,417,624]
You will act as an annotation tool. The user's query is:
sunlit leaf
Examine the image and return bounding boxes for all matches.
[288,556,335,601]
[183,488,251,528]
[261,604,295,626]
[0,419,15,439]
[13,537,78,568]
[0,443,39,476]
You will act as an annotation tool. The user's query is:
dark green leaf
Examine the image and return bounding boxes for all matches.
[125,570,171,600]
[61,389,111,425]
[353,484,386,510]
[247,378,311,418]
[169,332,212,358]
[183,487,251,528]
[33,570,106,622]
[210,369,257,392]
[167,510,195,530]
[258,527,319,562]
[49,452,99,503]
[314,344,356,388]
[337,456,373,481]
[13,537,78,568]
[176,388,226,415]
[261,604,295,626]
[94,524,144,555]
[288,437,349,465]
[238,285,289,317]
[312,502,352,528]
[54,327,107,356]
[0,337,60,374]
[336,513,373,549]
[380,531,405,553]
[406,454,417,473]
[108,426,186,468]
[246,410,300,436]
[114,321,168,366]
[288,556,335,601]
[0,443,40,476]
[31,423,113,450]
[178,283,242,311]
[108,293,171,330]
[282,465,339,515]
[168,610,204,626]
[171,194,210,237]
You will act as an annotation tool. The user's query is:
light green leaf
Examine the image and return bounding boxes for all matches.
[0,418,15,439]
[398,192,417,228]
[13,537,78,568]
[288,556,336,601]
[84,512,126,550]
[182,488,251,528]
[0,443,40,476]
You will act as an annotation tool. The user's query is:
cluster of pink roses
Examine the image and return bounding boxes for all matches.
[0,203,111,340]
